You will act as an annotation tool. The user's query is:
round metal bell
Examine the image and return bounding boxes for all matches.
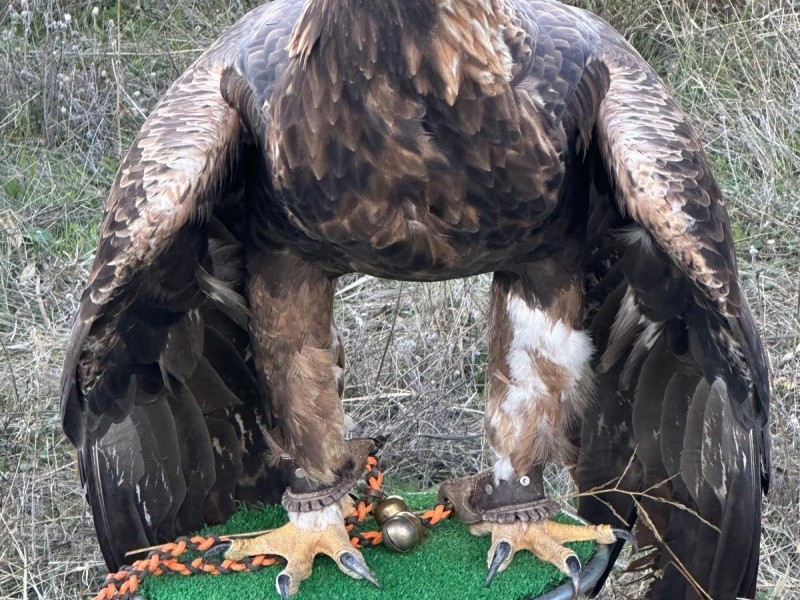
[380,511,426,552]
[373,495,409,527]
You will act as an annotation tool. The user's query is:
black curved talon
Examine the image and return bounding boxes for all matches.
[338,552,381,589]
[203,540,232,561]
[485,541,512,588]
[276,572,292,600]
[612,528,638,553]
[566,555,581,599]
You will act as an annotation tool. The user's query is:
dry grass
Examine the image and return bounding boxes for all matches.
[0,1,798,599]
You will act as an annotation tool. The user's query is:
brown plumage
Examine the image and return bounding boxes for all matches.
[61,1,769,598]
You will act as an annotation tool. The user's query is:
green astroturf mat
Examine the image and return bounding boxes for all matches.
[140,491,596,600]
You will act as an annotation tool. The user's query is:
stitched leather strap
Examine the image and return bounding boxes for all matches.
[281,438,376,512]
[438,466,558,524]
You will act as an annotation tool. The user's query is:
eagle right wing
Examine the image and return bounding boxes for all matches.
[60,1,301,569]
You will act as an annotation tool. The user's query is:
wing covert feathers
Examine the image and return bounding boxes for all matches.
[593,29,740,317]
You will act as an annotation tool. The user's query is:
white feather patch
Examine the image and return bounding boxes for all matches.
[505,294,594,385]
[620,320,663,388]
[197,265,250,328]
[600,287,641,373]
[492,454,514,483]
[288,503,343,531]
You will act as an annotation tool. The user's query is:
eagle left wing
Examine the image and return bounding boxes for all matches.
[569,10,770,600]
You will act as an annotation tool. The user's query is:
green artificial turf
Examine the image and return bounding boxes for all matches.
[140,490,596,600]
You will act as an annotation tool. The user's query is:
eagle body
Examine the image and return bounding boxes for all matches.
[61,1,770,598]
[244,0,586,282]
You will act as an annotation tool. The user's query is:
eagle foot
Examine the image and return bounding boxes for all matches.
[218,496,380,598]
[213,440,379,598]
[440,469,633,597]
[472,520,633,598]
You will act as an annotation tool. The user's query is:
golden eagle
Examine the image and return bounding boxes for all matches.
[61,0,769,598]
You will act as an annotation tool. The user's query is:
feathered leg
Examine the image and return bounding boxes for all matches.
[441,269,632,594]
[246,249,347,482]
[486,273,592,476]
[215,249,378,598]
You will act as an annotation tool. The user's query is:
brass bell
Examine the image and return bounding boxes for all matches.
[373,495,409,527]
[380,511,426,552]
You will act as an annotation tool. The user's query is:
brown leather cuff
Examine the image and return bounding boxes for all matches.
[438,466,558,524]
[281,438,375,513]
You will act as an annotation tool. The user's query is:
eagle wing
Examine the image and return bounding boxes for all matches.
[572,12,770,599]
[59,3,299,569]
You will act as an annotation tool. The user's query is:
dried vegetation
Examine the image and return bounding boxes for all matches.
[0,0,797,598]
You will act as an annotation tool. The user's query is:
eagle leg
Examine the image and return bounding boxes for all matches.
[442,270,633,592]
[247,249,349,483]
[484,271,592,480]
[240,251,378,596]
